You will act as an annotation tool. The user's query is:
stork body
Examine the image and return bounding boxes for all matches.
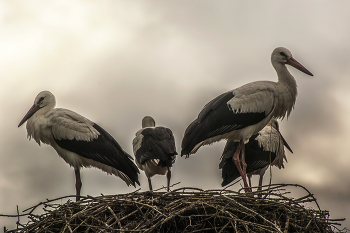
[18,91,140,201]
[133,116,177,191]
[181,47,313,192]
[220,119,293,192]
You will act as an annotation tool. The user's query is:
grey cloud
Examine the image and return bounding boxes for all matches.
[2,1,350,230]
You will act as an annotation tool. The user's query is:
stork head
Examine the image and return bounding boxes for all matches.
[142,116,156,128]
[18,91,56,127]
[271,47,313,76]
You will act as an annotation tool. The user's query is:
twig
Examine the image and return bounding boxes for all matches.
[284,215,290,233]
[107,206,123,231]
[153,182,181,192]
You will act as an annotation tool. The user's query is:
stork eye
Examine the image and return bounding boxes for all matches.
[38,97,44,103]
[280,52,287,58]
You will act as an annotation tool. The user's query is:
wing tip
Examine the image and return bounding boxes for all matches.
[132,179,141,187]
[221,179,231,187]
[180,151,191,159]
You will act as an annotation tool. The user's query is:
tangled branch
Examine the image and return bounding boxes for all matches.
[2,184,347,232]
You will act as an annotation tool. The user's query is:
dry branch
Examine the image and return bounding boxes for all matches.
[2,184,347,233]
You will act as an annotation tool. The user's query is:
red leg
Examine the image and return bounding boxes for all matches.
[240,143,251,192]
[232,140,251,193]
[74,169,82,201]
[240,143,247,176]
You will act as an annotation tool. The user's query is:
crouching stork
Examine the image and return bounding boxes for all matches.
[220,118,293,193]
[133,116,177,192]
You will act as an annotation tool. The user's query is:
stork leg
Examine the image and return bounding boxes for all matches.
[74,169,82,201]
[257,174,264,198]
[247,174,252,190]
[166,167,171,192]
[232,140,251,193]
[147,176,153,191]
[240,143,247,177]
[241,144,251,193]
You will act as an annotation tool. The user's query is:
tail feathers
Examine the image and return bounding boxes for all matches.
[157,154,176,167]
[138,149,177,168]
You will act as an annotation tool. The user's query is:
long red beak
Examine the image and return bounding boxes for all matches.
[18,104,41,127]
[287,57,313,76]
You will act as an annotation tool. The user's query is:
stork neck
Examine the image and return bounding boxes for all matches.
[32,105,54,121]
[275,64,297,92]
[273,63,298,119]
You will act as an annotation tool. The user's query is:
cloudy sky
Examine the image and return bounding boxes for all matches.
[1,1,350,230]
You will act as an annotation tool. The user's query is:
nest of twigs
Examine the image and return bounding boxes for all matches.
[3,184,346,233]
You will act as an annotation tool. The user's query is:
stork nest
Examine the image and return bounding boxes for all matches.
[2,184,347,233]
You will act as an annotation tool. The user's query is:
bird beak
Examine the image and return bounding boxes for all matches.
[18,104,41,127]
[279,133,293,153]
[287,57,313,76]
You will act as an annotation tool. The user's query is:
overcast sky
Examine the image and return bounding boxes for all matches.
[1,1,350,230]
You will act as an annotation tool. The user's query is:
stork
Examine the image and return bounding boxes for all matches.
[181,47,313,192]
[220,118,293,193]
[18,91,140,201]
[132,116,177,192]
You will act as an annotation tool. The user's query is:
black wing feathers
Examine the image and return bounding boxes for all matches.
[54,123,140,186]
[136,127,177,167]
[198,92,234,123]
[181,91,266,156]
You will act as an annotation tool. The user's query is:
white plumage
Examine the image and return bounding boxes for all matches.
[254,120,288,168]
[18,91,140,201]
[182,47,313,193]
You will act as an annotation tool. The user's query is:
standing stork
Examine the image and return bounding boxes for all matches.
[18,91,140,201]
[181,47,313,192]
[220,118,293,193]
[132,116,177,192]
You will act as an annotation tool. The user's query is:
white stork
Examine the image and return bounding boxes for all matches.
[132,116,177,192]
[220,118,293,193]
[181,47,313,192]
[18,91,140,201]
